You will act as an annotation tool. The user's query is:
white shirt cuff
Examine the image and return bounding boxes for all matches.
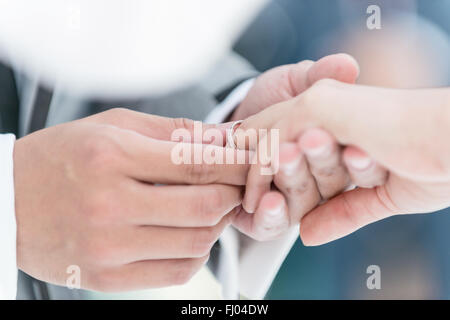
[0,133,17,300]
[239,227,299,299]
[204,78,255,124]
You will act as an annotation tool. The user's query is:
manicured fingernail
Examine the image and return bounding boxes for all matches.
[281,157,301,176]
[348,157,372,170]
[265,203,284,217]
[303,143,331,157]
[299,129,333,158]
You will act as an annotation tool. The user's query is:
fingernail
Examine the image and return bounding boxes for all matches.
[280,157,301,176]
[243,202,255,214]
[265,203,284,217]
[303,143,331,158]
[348,157,372,170]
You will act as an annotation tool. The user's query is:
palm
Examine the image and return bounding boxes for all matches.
[387,173,450,214]
[231,64,297,121]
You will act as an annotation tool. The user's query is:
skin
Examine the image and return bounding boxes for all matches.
[14,108,250,292]
[236,78,450,246]
[11,54,389,292]
[230,54,386,241]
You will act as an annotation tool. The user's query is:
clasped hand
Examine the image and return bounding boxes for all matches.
[15,54,449,292]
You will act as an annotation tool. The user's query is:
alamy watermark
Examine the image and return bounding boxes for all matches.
[170,121,280,175]
[367,5,381,30]
[366,265,381,290]
[66,265,81,289]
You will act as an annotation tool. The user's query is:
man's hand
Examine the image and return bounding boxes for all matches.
[236,80,450,245]
[230,54,379,241]
[231,54,360,121]
[14,108,249,292]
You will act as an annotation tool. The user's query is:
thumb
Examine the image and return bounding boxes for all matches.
[289,53,360,95]
[300,185,399,246]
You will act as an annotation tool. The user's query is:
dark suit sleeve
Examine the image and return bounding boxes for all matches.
[0,62,20,135]
[214,77,254,103]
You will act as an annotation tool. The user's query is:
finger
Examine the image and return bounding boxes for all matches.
[87,255,209,292]
[241,157,272,214]
[230,60,313,121]
[299,128,350,199]
[300,185,399,246]
[125,183,243,227]
[273,143,321,223]
[242,132,278,213]
[233,192,289,241]
[289,53,360,95]
[85,108,230,146]
[343,146,388,188]
[117,129,251,185]
[110,214,233,264]
[233,53,359,121]
[234,53,360,151]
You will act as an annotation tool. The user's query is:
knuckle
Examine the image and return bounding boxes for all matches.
[82,132,120,171]
[298,84,319,106]
[192,193,208,219]
[312,166,335,178]
[340,192,360,225]
[190,227,217,257]
[288,60,314,92]
[284,183,310,197]
[104,107,129,120]
[185,162,216,184]
[275,175,311,196]
[172,117,196,132]
[374,185,400,216]
[206,187,224,211]
[314,78,338,88]
[296,60,314,69]
[194,192,223,226]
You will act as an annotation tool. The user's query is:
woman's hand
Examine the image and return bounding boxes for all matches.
[236,79,450,245]
[231,54,386,241]
[230,54,381,241]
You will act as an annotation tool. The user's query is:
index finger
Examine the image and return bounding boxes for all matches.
[120,129,251,185]
[84,108,231,146]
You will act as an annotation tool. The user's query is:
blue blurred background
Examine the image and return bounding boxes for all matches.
[234,0,450,299]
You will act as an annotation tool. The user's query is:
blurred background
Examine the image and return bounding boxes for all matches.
[233,0,450,299]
